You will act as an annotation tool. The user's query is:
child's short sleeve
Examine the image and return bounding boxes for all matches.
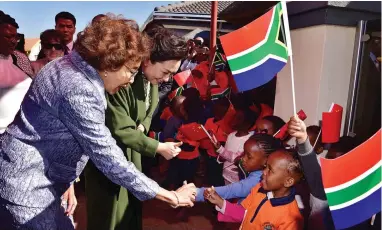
[240,184,261,210]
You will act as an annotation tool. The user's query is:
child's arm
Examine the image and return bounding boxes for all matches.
[288,116,327,201]
[203,187,246,223]
[216,133,242,162]
[217,201,246,223]
[195,171,261,202]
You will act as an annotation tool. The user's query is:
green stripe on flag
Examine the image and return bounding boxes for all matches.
[176,87,183,96]
[211,88,230,100]
[326,166,382,207]
[227,3,288,72]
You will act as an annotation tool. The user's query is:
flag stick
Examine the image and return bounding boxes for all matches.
[273,128,281,137]
[209,50,217,75]
[313,129,322,149]
[200,124,216,144]
[290,57,297,115]
[281,1,297,115]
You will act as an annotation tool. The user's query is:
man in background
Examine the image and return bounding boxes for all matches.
[29,11,76,61]
[55,11,76,53]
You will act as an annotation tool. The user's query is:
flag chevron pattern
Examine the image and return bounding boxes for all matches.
[168,87,183,101]
[320,129,382,229]
[214,52,227,71]
[211,87,231,100]
[220,2,289,92]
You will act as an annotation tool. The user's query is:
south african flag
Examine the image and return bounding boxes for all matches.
[220,2,289,92]
[211,87,231,101]
[213,52,227,71]
[168,87,183,101]
[320,129,381,229]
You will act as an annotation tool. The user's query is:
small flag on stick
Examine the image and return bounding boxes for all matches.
[322,103,343,143]
[173,70,192,86]
[274,109,307,140]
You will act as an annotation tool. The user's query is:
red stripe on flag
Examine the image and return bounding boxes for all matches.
[219,7,273,57]
[174,70,191,86]
[320,129,381,188]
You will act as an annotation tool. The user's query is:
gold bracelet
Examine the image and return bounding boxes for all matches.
[171,191,179,208]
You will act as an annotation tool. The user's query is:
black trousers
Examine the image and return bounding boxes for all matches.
[206,155,225,187]
[165,158,200,189]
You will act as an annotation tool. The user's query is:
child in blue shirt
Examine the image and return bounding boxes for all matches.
[196,133,282,202]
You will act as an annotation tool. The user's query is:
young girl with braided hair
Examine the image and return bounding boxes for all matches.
[195,133,282,203]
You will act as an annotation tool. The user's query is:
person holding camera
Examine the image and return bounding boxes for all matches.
[180,37,209,71]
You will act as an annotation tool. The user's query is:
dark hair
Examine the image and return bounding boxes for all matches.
[330,136,359,154]
[36,29,66,60]
[91,14,106,24]
[214,97,230,109]
[183,93,204,123]
[307,125,322,145]
[40,29,65,45]
[248,133,283,155]
[262,115,286,131]
[239,108,258,129]
[0,12,19,28]
[170,95,185,117]
[285,151,304,181]
[15,33,25,53]
[143,21,164,34]
[181,87,200,100]
[55,11,76,26]
[75,14,151,71]
[145,27,188,63]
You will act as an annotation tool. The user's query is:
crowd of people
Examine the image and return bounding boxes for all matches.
[0,10,380,230]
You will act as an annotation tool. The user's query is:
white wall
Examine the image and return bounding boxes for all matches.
[274,25,356,129]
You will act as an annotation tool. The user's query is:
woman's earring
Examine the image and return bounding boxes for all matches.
[104,71,108,78]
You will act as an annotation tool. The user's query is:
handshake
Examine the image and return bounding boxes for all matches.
[165,181,197,208]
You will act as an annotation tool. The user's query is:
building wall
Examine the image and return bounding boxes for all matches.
[274,25,356,130]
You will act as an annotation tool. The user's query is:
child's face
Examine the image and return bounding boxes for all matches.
[255,119,276,136]
[232,111,249,131]
[241,140,267,173]
[261,151,294,192]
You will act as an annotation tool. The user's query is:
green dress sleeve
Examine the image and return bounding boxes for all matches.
[105,87,159,158]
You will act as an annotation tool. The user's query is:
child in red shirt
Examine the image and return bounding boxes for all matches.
[199,98,232,186]
[205,150,304,230]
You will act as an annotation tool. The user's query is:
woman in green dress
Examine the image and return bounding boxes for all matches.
[85,25,190,230]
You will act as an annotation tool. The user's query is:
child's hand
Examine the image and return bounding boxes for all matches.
[288,116,308,144]
[203,186,224,209]
[208,131,220,149]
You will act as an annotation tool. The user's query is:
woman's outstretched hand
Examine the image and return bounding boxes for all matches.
[171,181,197,208]
[155,181,196,208]
[157,142,182,160]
